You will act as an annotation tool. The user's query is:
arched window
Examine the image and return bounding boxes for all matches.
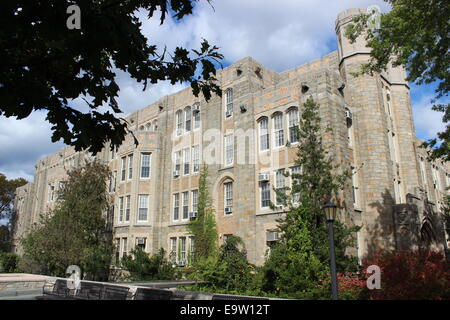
[175,110,183,136]
[258,117,269,151]
[185,106,192,132]
[272,113,284,147]
[288,108,299,143]
[139,125,145,131]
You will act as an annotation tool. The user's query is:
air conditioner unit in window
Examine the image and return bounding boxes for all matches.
[258,173,270,182]
[224,207,232,215]
[192,105,200,113]
[178,260,185,267]
[266,231,280,242]
[173,170,180,178]
[189,211,198,220]
[136,238,145,245]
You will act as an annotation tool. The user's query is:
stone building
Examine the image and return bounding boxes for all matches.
[13,7,450,265]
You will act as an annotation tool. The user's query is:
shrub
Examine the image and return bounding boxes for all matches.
[120,247,178,281]
[362,249,450,300]
[0,252,20,273]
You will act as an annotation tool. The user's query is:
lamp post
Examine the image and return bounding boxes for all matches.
[323,201,339,300]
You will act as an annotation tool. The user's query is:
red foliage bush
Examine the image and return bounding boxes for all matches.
[362,249,450,300]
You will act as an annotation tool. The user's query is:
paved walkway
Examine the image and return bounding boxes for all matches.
[0,273,51,283]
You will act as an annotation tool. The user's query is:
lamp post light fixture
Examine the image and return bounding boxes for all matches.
[323,201,339,300]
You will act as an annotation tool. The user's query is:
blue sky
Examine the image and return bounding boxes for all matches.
[0,0,446,182]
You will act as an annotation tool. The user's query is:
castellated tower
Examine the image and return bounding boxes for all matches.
[336,8,423,256]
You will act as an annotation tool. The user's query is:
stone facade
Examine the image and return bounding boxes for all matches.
[13,8,450,265]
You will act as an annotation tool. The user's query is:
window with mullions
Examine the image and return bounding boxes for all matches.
[192,145,200,173]
[183,148,190,175]
[224,134,234,166]
[224,182,233,209]
[261,181,271,208]
[182,191,189,220]
[273,113,284,147]
[225,88,233,116]
[137,194,149,222]
[288,108,299,143]
[128,154,133,180]
[185,107,192,132]
[259,118,269,151]
[173,193,180,220]
[275,169,286,206]
[140,153,151,178]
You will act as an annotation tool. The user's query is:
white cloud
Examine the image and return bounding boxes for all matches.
[0,111,64,181]
[412,94,447,141]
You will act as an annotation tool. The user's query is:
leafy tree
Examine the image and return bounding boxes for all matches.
[262,98,359,299]
[0,0,223,154]
[0,252,20,273]
[120,247,177,281]
[187,165,218,264]
[0,226,9,252]
[21,161,113,280]
[344,0,450,161]
[196,235,258,295]
[0,173,27,221]
[0,173,27,251]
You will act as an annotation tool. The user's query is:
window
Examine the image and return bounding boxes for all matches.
[145,123,151,131]
[173,193,180,220]
[182,191,189,220]
[224,182,233,209]
[136,237,146,251]
[122,238,128,258]
[128,154,133,180]
[261,182,271,208]
[183,148,190,175]
[273,113,284,147]
[224,134,234,166]
[351,169,360,207]
[125,195,130,222]
[259,118,269,151]
[193,104,201,129]
[188,236,195,264]
[170,238,177,263]
[288,108,299,143]
[48,184,55,202]
[179,237,187,263]
[176,110,183,136]
[121,157,126,181]
[192,190,198,213]
[109,172,114,193]
[119,197,124,222]
[225,88,233,116]
[174,151,182,176]
[185,107,192,132]
[275,169,286,206]
[192,145,200,173]
[115,238,120,262]
[140,153,151,178]
[138,194,149,222]
[153,120,158,131]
